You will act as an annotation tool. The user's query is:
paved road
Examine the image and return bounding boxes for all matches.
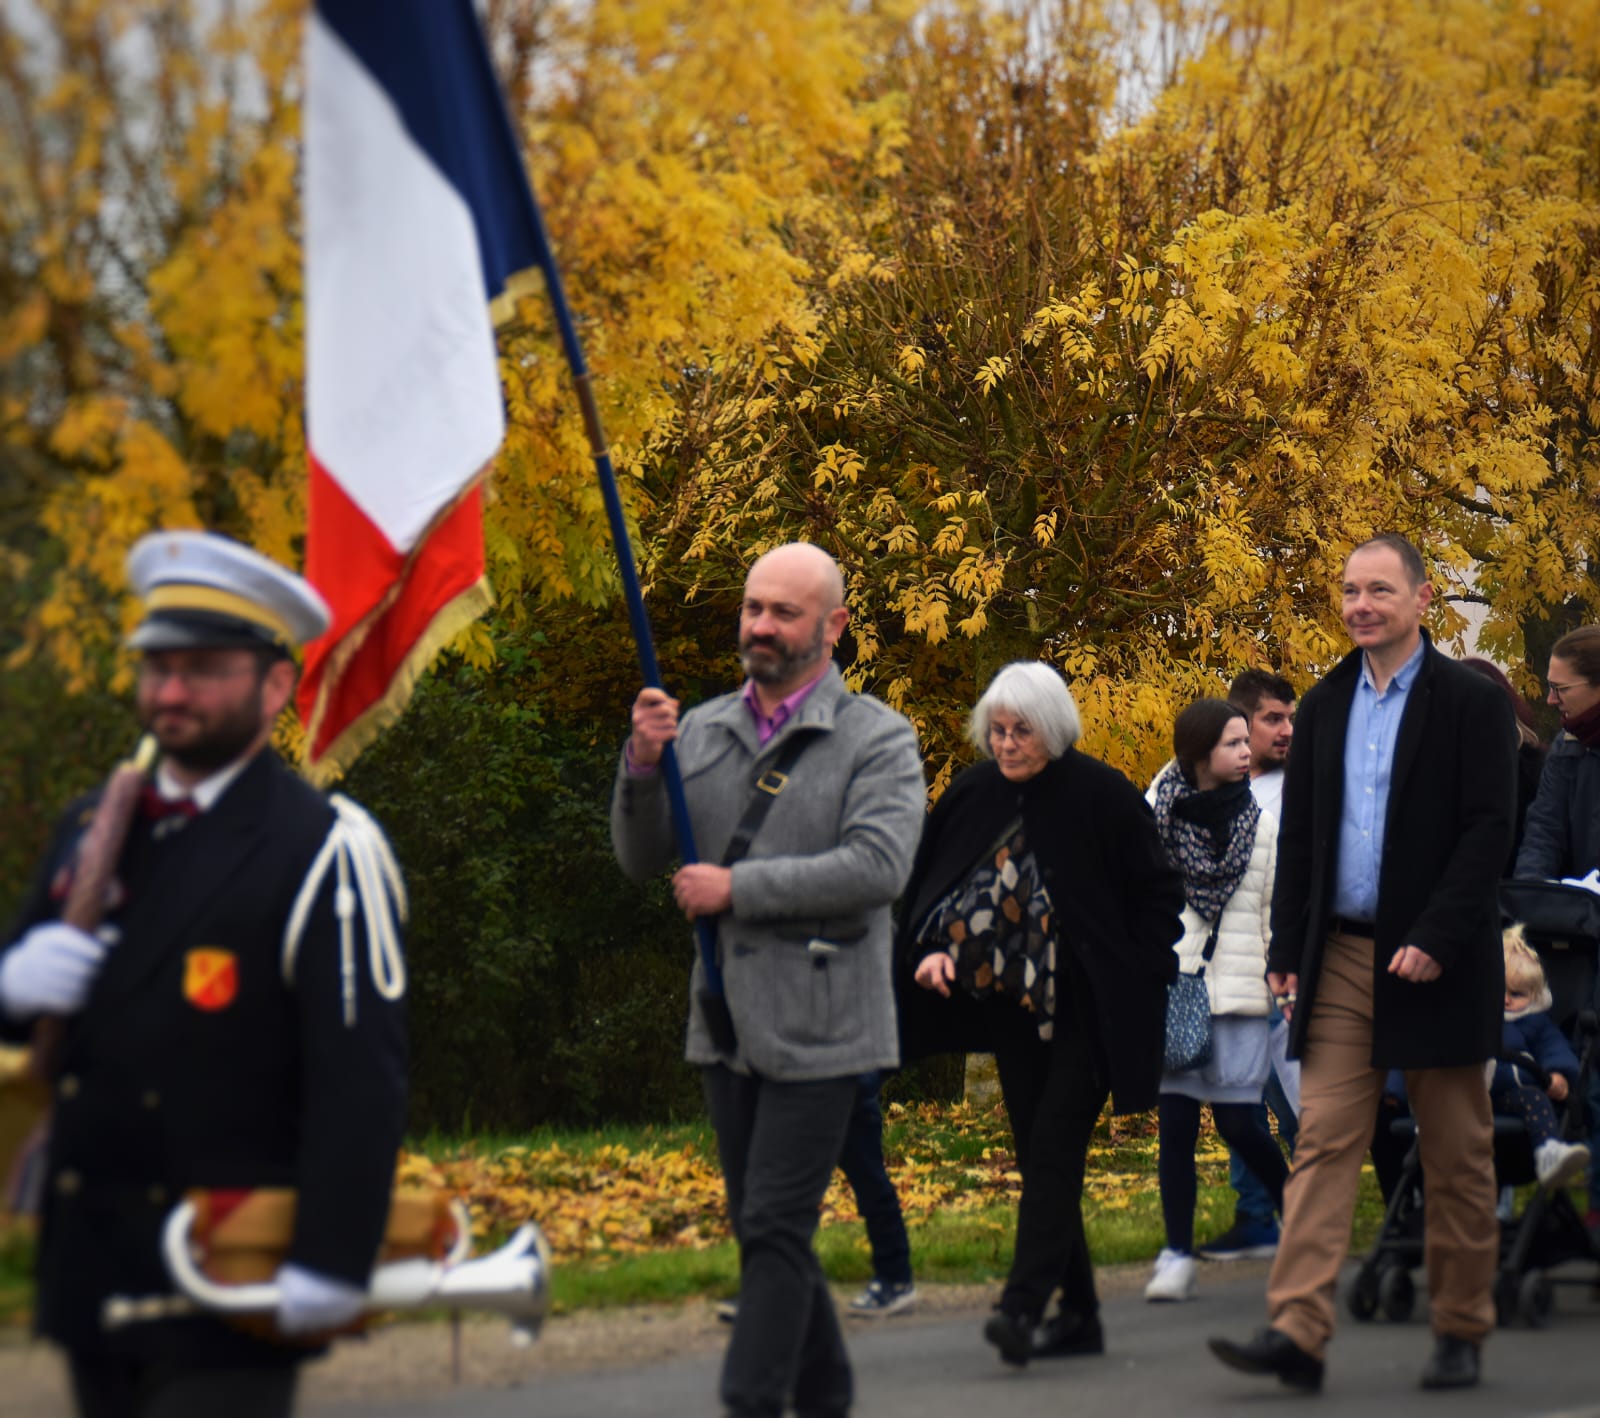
[306,1262,1600,1418]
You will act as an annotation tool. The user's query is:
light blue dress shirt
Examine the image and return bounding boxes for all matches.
[1333,637,1428,921]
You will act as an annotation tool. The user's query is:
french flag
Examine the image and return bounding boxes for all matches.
[298,0,547,780]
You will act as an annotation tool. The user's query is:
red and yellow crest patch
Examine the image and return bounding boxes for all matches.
[183,948,238,1012]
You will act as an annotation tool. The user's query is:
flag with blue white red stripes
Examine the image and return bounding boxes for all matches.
[298,0,547,781]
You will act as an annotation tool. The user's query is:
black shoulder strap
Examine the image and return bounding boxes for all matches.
[721,730,818,867]
[1195,919,1222,977]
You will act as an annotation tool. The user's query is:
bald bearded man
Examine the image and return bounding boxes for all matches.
[611,544,926,1418]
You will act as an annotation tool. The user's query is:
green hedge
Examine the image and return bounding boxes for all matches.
[346,653,961,1130]
[1,620,959,1131]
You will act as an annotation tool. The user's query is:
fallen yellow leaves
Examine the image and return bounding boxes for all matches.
[397,1102,1210,1264]
[397,1142,730,1261]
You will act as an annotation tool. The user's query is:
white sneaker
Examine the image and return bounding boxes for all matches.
[1143,1248,1198,1302]
[1535,1139,1591,1191]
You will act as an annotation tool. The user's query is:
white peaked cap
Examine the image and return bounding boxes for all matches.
[126,530,331,653]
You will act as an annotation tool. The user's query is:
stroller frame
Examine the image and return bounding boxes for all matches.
[1345,880,1600,1329]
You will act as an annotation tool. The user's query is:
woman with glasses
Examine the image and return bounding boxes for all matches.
[896,662,1183,1368]
[1515,627,1600,1236]
[1516,627,1600,883]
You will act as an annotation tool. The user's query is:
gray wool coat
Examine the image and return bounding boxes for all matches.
[610,665,926,1081]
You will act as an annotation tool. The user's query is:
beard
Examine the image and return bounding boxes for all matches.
[141,696,266,774]
[739,618,826,686]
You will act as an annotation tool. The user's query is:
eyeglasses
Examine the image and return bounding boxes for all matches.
[138,661,257,690]
[988,722,1035,744]
[1547,680,1592,701]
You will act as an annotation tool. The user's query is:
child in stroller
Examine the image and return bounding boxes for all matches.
[1493,925,1588,1195]
[1350,917,1599,1327]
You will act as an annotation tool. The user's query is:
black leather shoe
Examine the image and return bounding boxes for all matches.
[1208,1327,1324,1392]
[1420,1336,1480,1390]
[1032,1310,1105,1358]
[983,1309,1035,1367]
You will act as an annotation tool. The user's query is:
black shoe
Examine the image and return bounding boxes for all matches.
[983,1309,1035,1368]
[1420,1336,1480,1390]
[1208,1327,1324,1392]
[1032,1310,1105,1358]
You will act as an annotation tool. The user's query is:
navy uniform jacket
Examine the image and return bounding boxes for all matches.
[0,749,408,1364]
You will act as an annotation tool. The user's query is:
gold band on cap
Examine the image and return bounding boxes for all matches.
[146,584,294,646]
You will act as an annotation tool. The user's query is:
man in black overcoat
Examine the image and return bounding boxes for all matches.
[1211,534,1515,1394]
[0,531,407,1418]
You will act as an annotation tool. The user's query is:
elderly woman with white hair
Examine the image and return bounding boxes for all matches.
[897,662,1184,1367]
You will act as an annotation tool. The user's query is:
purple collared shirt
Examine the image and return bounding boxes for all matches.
[741,668,828,746]
[624,667,829,776]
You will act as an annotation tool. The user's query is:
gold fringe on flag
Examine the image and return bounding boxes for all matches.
[301,574,493,787]
[300,468,493,787]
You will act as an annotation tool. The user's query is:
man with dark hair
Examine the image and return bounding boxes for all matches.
[1227,670,1296,816]
[0,531,408,1418]
[1210,535,1515,1393]
[1196,668,1299,1263]
[1229,667,1297,715]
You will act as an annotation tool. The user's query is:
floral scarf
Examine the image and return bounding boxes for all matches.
[1152,765,1260,924]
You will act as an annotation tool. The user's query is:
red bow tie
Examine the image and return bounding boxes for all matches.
[140,786,200,821]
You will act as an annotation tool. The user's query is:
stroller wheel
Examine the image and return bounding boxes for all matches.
[1518,1270,1554,1329]
[1345,1266,1380,1321]
[1378,1266,1416,1322]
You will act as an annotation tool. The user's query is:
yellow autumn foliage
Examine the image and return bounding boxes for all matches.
[2,0,1598,783]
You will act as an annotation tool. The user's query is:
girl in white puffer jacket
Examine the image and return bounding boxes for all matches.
[1142,698,1290,1303]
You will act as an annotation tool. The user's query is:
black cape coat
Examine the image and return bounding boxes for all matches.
[895,750,1183,1115]
[0,749,408,1364]
[1268,637,1516,1067]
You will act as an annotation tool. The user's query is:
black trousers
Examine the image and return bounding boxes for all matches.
[69,1354,298,1418]
[703,1065,859,1418]
[1157,1092,1289,1253]
[991,1013,1109,1324]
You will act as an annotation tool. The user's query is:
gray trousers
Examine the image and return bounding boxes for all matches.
[704,1064,859,1418]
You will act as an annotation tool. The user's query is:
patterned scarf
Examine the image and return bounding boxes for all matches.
[1152,766,1260,924]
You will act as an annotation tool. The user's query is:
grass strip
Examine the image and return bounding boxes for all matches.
[0,1104,1408,1323]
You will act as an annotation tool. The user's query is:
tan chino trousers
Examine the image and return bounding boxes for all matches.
[1266,929,1497,1359]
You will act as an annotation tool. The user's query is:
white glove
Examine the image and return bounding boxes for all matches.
[275,1262,368,1335]
[1560,868,1600,896]
[0,922,107,1023]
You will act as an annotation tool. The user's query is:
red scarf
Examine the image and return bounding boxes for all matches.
[1563,697,1600,750]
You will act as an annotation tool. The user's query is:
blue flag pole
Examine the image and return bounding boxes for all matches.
[550,351,737,1047]
[471,30,732,1044]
